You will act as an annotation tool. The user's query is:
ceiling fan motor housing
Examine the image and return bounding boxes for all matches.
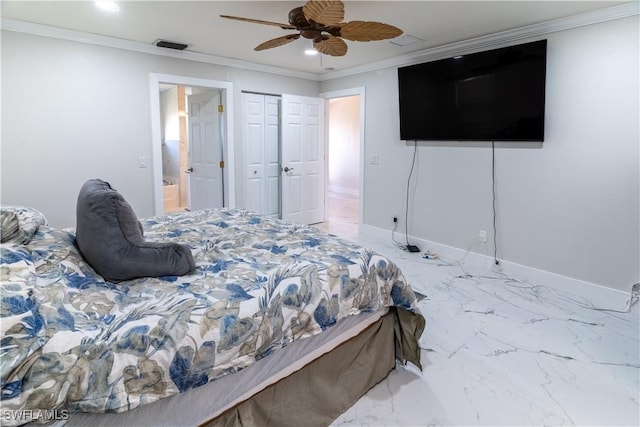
[288,7,308,28]
[289,6,341,41]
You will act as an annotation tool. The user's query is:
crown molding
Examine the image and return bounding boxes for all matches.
[319,2,640,81]
[0,17,320,82]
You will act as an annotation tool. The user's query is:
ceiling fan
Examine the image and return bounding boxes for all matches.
[220,0,403,57]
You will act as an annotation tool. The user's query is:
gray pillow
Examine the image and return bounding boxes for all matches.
[75,179,195,282]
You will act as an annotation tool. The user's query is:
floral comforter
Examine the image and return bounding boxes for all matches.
[1,208,424,425]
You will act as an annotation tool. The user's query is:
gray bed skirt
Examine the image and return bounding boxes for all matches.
[205,308,423,427]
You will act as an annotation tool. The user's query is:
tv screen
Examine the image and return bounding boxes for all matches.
[398,40,547,141]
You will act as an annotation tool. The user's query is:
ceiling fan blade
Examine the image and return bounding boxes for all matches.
[255,34,301,51]
[314,36,348,56]
[220,15,296,30]
[302,0,344,25]
[339,21,403,41]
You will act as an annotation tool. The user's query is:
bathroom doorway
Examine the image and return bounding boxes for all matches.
[158,84,222,214]
[149,73,235,217]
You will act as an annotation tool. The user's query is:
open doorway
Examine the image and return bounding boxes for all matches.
[159,85,223,214]
[149,73,235,217]
[158,84,187,213]
[320,88,364,239]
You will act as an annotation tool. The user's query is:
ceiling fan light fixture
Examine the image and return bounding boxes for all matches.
[305,48,319,56]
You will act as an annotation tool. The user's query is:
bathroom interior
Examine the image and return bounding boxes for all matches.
[160,84,187,213]
[160,85,219,213]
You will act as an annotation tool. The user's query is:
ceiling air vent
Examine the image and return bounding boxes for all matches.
[154,40,188,50]
[389,34,424,47]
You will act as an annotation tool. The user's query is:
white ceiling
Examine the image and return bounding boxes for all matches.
[1,1,631,75]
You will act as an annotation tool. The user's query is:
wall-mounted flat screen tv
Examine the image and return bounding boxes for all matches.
[398,39,547,141]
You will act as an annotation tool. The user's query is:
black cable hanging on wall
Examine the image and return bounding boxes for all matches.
[492,141,500,265]
[404,140,420,252]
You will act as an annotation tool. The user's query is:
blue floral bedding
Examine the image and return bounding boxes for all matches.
[0,208,424,425]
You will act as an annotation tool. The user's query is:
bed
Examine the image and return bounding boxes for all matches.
[1,202,425,426]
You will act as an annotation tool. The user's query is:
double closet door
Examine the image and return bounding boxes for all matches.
[242,93,325,225]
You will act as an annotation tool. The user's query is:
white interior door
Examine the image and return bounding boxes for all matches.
[243,93,280,218]
[187,91,223,211]
[281,94,325,224]
[264,96,281,217]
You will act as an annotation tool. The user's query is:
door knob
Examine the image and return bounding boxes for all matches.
[186,167,193,173]
[283,166,294,173]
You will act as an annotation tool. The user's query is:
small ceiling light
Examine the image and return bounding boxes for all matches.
[453,55,464,59]
[95,1,120,12]
[305,49,318,56]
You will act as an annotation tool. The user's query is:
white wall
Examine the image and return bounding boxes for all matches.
[161,87,180,142]
[320,16,639,292]
[1,30,319,227]
[1,16,637,293]
[160,87,180,181]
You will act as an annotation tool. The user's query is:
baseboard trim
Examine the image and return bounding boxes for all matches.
[360,224,629,307]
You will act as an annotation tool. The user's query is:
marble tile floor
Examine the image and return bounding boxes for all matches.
[315,191,360,241]
[324,226,639,426]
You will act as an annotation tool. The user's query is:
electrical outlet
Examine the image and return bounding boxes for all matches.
[479,230,487,243]
[393,212,399,223]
